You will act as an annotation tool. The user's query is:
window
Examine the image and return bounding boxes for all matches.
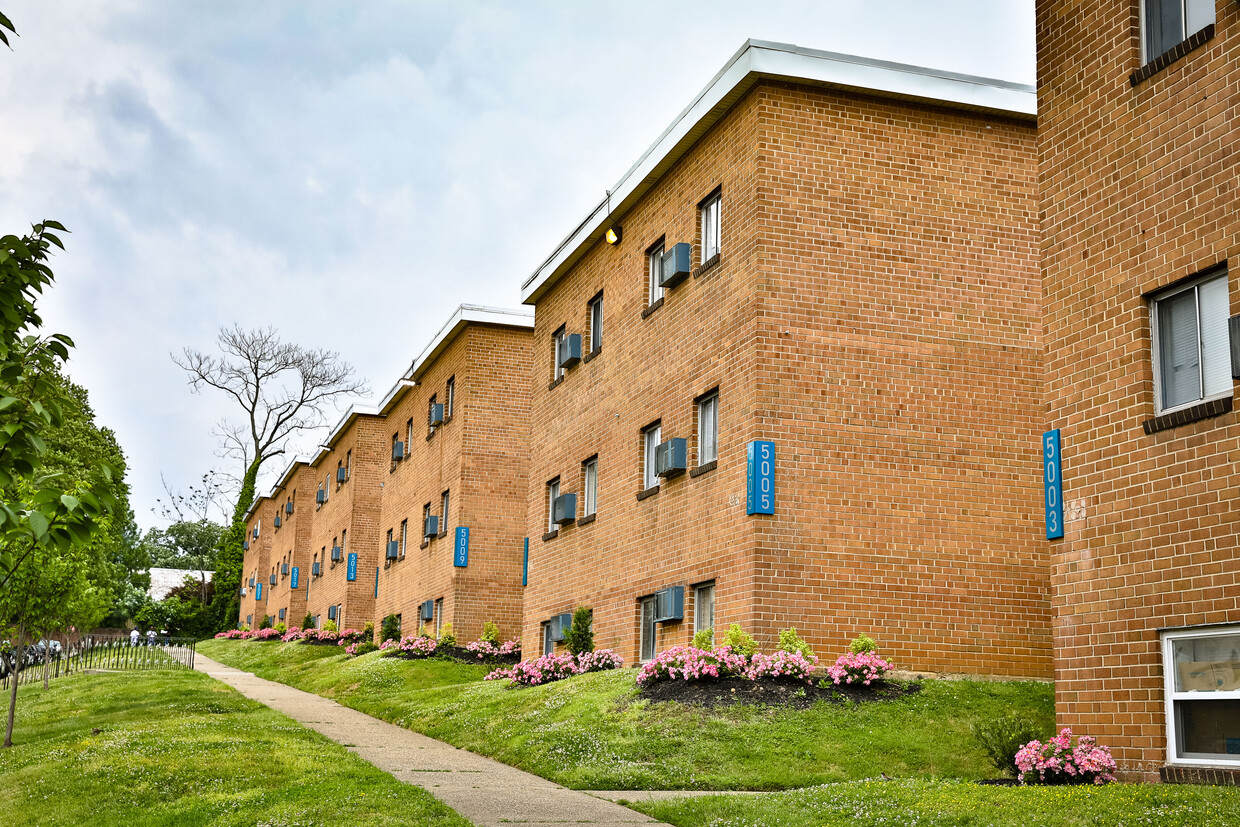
[422,503,432,539]
[700,190,721,263]
[345,449,352,479]
[446,376,455,417]
[406,417,414,450]
[337,460,344,485]
[428,394,438,429]
[400,519,408,557]
[642,423,662,490]
[1151,269,1230,414]
[1161,625,1240,766]
[694,583,715,637]
[639,596,657,662]
[391,432,401,464]
[440,490,450,535]
[647,240,665,305]
[542,622,554,656]
[323,474,330,501]
[697,391,718,465]
[341,528,347,553]
[588,293,603,352]
[582,457,598,517]
[552,326,567,381]
[386,528,394,560]
[434,597,444,636]
[1143,0,1213,63]
[547,478,560,532]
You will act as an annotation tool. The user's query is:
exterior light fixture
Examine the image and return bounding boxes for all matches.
[605,225,622,245]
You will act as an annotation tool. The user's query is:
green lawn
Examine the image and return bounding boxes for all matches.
[197,639,1055,790]
[0,668,472,827]
[629,779,1240,827]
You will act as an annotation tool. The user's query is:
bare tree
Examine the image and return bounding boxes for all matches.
[173,326,368,625]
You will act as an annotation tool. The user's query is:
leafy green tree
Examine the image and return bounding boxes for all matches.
[174,327,367,631]
[142,521,222,571]
[563,606,594,656]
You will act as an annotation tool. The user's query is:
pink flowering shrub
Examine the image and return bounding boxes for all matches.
[466,639,522,659]
[345,641,379,657]
[334,628,367,645]
[825,651,893,686]
[214,629,244,640]
[379,634,439,658]
[1015,728,1117,786]
[635,645,750,688]
[746,650,818,683]
[280,627,305,642]
[486,649,625,686]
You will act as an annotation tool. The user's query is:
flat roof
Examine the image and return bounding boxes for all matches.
[520,39,1036,305]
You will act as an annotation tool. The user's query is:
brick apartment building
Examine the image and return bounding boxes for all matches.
[1038,0,1240,779]
[518,40,1052,677]
[302,407,387,631]
[239,496,275,629]
[372,305,534,643]
[259,459,317,629]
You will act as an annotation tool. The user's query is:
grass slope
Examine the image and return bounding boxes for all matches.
[0,668,472,827]
[629,779,1240,827]
[198,639,1054,790]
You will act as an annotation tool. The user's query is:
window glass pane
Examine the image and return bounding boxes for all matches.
[543,624,553,655]
[1146,0,1183,59]
[1172,635,1240,692]
[591,299,603,350]
[640,598,656,661]
[584,460,597,515]
[1174,699,1240,758]
[695,585,715,634]
[649,245,664,303]
[644,426,661,488]
[700,396,718,464]
[1186,0,1214,37]
[1198,276,1230,398]
[1159,288,1202,409]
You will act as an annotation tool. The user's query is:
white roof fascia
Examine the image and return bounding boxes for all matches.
[378,378,417,416]
[409,304,534,382]
[520,39,1036,305]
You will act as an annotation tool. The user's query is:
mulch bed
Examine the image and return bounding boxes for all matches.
[638,677,921,710]
[378,645,521,667]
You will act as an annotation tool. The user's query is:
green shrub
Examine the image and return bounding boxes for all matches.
[563,607,594,655]
[438,622,456,647]
[349,641,379,657]
[971,713,1050,777]
[723,624,758,658]
[274,622,287,634]
[260,615,272,630]
[848,633,877,654]
[301,613,314,630]
[778,627,814,659]
[381,614,401,643]
[691,628,714,649]
[481,620,500,645]
[362,621,374,640]
[323,619,338,633]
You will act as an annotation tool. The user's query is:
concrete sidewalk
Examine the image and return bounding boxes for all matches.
[195,654,670,826]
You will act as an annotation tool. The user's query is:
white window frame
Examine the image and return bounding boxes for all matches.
[1141,0,1214,64]
[553,327,567,381]
[642,423,661,490]
[434,597,444,636]
[440,489,450,535]
[1161,625,1240,767]
[406,417,414,451]
[583,457,598,517]
[648,241,665,305]
[639,596,657,662]
[1150,269,1231,416]
[700,191,721,263]
[446,376,455,417]
[547,478,560,532]
[542,622,554,656]
[400,519,408,557]
[589,294,604,352]
[697,392,718,466]
[694,582,715,637]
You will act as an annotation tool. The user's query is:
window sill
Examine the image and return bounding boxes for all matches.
[693,253,722,279]
[547,376,564,391]
[582,347,601,364]
[642,297,665,320]
[419,540,429,550]
[576,513,596,527]
[1143,396,1231,435]
[1130,24,1214,87]
[636,485,660,502]
[542,529,559,542]
[690,460,718,478]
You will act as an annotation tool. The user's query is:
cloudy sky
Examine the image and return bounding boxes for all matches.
[0,1,1035,531]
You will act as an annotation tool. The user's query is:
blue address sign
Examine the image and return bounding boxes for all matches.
[1043,429,1064,539]
[454,526,470,568]
[746,440,775,515]
[290,567,300,590]
[346,552,358,582]
[255,583,263,601]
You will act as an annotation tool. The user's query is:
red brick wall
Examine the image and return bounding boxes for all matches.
[1037,0,1240,778]
[239,498,275,628]
[263,464,316,627]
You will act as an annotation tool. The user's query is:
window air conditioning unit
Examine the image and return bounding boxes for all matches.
[316,489,327,504]
[243,540,250,551]
[420,600,435,621]
[249,578,255,589]
[424,515,440,538]
[286,502,294,515]
[429,403,445,427]
[336,467,348,484]
[312,562,321,577]
[274,515,281,528]
[557,333,582,369]
[240,587,247,597]
[331,545,343,563]
[552,493,577,525]
[269,574,277,586]
[659,242,691,288]
[654,586,684,623]
[392,441,405,461]
[549,612,573,642]
[278,609,286,621]
[281,562,289,576]
[656,437,688,477]
[386,540,399,560]
[252,527,260,539]
[327,606,337,621]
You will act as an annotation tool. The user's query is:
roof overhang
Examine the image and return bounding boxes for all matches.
[520,39,1036,305]
[405,304,534,382]
[311,404,382,466]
